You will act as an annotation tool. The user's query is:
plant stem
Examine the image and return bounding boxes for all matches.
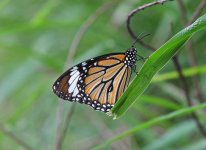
[54,2,114,150]
[177,0,205,102]
[173,56,206,137]
[125,0,206,137]
[0,123,34,150]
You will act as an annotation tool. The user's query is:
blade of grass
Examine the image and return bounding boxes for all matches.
[139,95,182,110]
[152,65,206,82]
[142,120,197,150]
[111,13,206,119]
[92,103,206,150]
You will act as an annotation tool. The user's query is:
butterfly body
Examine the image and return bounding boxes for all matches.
[53,47,137,112]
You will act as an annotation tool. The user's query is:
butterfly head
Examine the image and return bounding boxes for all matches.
[124,47,137,67]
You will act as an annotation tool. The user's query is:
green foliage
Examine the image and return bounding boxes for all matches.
[93,103,206,150]
[111,13,206,118]
[0,0,206,150]
[152,65,206,82]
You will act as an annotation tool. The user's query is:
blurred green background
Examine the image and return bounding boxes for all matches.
[0,0,206,150]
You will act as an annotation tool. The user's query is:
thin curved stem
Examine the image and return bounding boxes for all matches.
[125,0,206,137]
[0,123,34,150]
[126,0,173,51]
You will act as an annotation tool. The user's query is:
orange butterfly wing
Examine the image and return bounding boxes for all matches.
[83,54,132,112]
[53,53,132,112]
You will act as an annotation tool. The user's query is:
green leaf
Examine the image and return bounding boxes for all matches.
[92,103,206,150]
[139,95,182,110]
[152,65,206,82]
[142,120,197,150]
[111,13,206,119]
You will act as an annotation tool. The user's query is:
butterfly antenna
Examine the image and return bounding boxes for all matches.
[131,32,144,47]
[131,33,151,47]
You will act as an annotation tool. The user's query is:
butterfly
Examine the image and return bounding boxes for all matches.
[52,41,146,113]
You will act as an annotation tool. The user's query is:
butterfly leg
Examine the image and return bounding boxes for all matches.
[137,54,149,62]
[133,64,139,74]
[134,56,149,74]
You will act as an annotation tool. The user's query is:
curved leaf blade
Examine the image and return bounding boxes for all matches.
[111,13,206,119]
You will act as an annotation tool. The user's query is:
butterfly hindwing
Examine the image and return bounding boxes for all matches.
[53,59,93,103]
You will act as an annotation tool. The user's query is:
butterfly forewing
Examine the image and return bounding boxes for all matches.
[53,52,134,113]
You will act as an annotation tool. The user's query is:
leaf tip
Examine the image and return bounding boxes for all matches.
[106,111,118,120]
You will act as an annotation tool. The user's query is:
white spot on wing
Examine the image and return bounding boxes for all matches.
[70,70,77,76]
[72,87,79,97]
[69,71,79,84]
[82,62,87,66]
[68,74,79,93]
[71,66,78,71]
